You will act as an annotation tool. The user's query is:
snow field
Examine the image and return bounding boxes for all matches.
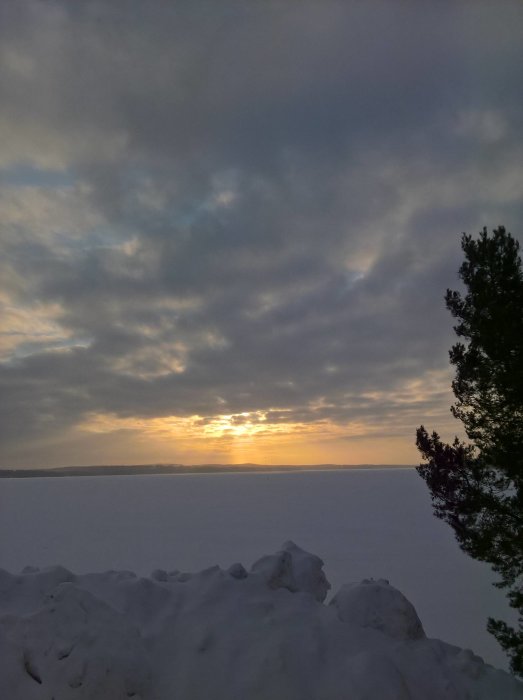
[0,541,522,699]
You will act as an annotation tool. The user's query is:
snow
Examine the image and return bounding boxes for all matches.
[0,541,521,700]
[0,469,519,670]
[330,578,425,641]
[251,539,331,601]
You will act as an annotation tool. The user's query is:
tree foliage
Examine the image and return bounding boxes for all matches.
[416,226,523,675]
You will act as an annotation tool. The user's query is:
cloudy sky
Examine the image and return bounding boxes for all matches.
[1,1,522,468]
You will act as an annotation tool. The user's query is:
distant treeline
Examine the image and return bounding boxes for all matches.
[0,464,413,478]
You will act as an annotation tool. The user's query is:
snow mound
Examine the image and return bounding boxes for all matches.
[330,578,425,640]
[250,540,331,602]
[0,543,521,700]
[0,583,150,699]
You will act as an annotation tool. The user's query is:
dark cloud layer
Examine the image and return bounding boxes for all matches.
[1,0,522,465]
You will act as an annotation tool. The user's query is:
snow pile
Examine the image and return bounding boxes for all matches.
[330,578,425,641]
[250,539,331,601]
[0,542,521,700]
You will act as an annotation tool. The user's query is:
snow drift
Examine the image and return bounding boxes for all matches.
[0,541,521,699]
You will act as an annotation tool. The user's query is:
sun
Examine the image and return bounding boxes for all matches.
[202,412,268,439]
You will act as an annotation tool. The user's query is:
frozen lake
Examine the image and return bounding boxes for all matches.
[0,468,515,670]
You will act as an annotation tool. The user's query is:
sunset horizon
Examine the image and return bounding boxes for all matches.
[1,1,521,470]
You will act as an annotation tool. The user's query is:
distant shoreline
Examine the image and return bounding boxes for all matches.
[0,463,416,478]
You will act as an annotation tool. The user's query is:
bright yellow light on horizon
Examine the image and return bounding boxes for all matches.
[71,370,458,466]
[73,406,429,466]
[202,412,265,438]
[80,409,323,443]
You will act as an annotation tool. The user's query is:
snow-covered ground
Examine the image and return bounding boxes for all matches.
[0,469,519,678]
[1,540,522,699]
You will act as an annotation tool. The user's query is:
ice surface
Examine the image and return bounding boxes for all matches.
[0,543,521,700]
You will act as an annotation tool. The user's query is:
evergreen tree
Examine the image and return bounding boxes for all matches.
[416,226,523,675]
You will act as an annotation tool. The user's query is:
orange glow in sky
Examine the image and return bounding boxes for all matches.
[73,408,432,467]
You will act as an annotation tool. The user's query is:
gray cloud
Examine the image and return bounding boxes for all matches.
[1,0,522,464]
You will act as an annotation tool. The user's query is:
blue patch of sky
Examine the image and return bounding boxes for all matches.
[58,227,125,251]
[3,336,93,364]
[121,166,219,229]
[344,270,366,290]
[0,165,76,188]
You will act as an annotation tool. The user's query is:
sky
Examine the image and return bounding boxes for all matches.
[1,1,522,468]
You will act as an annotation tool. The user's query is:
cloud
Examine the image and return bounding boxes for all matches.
[0,0,522,465]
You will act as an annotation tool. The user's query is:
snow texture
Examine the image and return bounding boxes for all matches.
[1,470,516,670]
[0,541,522,700]
[330,578,425,641]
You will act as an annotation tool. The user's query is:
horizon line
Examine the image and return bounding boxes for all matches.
[0,462,417,474]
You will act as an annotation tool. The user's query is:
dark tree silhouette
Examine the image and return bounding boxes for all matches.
[416,226,523,675]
